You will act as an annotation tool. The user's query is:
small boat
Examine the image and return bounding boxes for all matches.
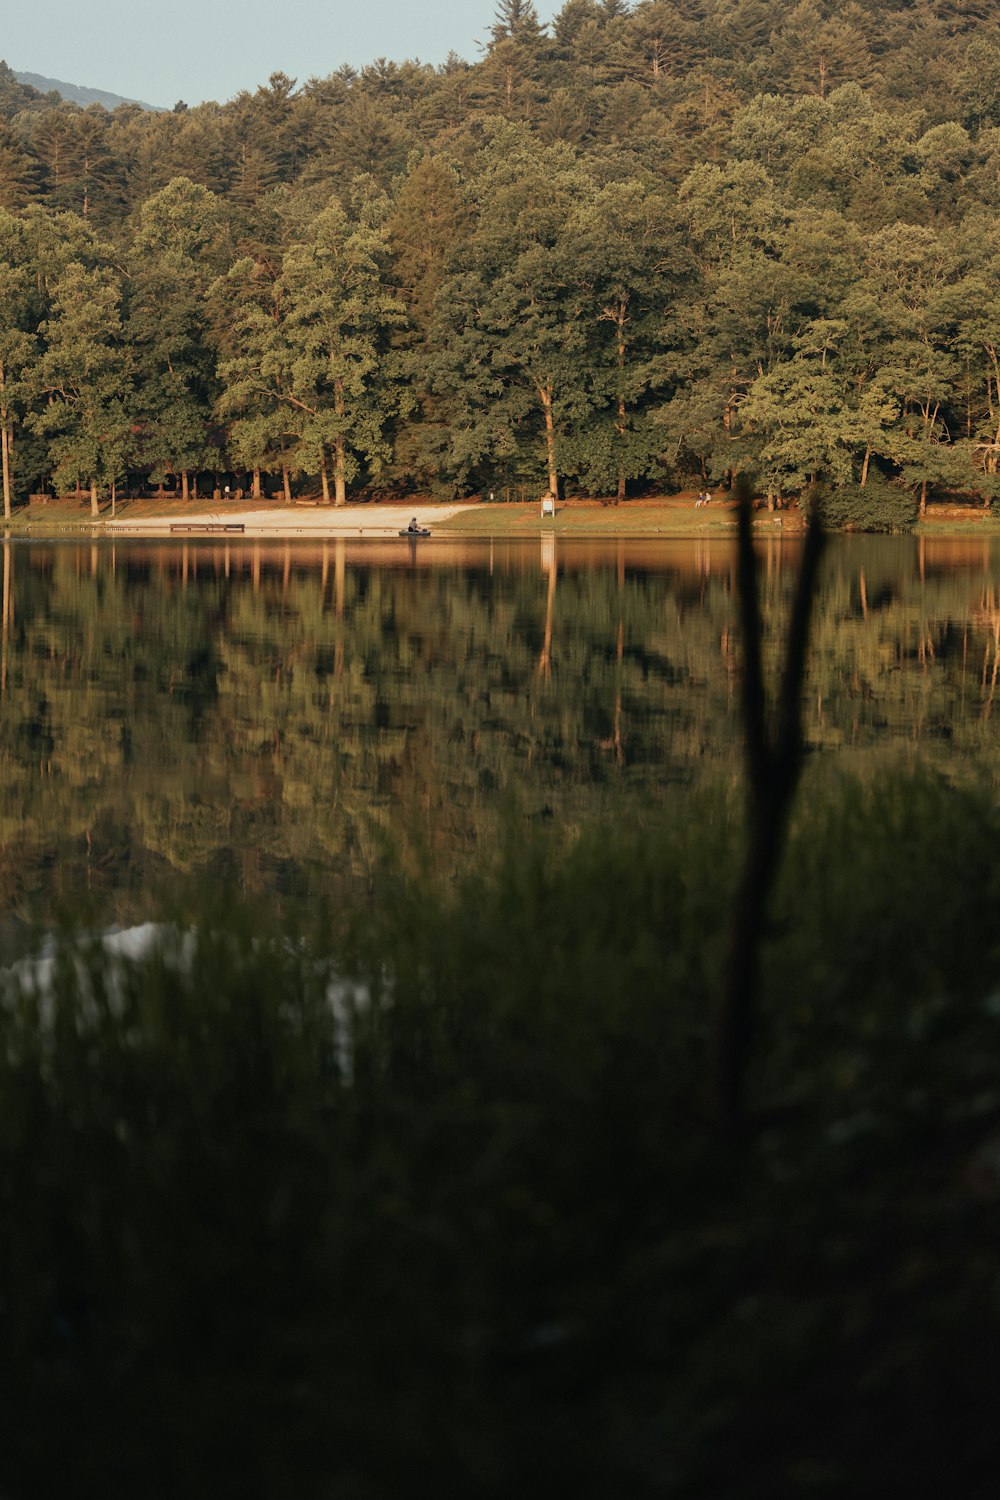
[400,526,431,538]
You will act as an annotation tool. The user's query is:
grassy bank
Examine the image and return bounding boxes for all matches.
[8,491,1000,538]
[2,773,1000,1497]
[3,493,751,537]
[436,495,754,536]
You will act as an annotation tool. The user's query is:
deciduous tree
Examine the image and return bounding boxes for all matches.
[30,261,132,514]
[127,177,231,498]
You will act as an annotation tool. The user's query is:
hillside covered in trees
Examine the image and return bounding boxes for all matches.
[3,0,1000,516]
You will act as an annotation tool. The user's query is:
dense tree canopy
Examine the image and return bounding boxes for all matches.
[4,1,1000,510]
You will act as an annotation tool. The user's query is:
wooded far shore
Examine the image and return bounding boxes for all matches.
[5,1,1000,529]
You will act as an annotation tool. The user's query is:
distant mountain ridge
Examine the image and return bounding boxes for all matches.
[13,68,161,112]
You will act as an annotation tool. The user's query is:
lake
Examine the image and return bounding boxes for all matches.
[1,531,998,928]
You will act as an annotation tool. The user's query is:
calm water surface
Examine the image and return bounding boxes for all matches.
[1,532,998,924]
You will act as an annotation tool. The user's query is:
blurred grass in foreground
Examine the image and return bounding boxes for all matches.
[2,771,1000,1498]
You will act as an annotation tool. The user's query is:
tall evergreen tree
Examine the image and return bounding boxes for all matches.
[0,122,40,208]
[0,59,50,117]
[386,156,468,325]
[490,0,546,43]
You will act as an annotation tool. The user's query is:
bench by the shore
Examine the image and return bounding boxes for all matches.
[168,523,246,535]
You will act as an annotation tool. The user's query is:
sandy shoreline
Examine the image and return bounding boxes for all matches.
[105,502,478,538]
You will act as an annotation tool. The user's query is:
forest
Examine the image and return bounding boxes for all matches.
[4,0,1000,518]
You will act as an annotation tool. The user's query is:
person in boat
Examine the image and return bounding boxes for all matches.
[407,516,423,533]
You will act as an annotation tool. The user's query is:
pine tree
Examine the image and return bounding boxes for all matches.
[73,108,125,222]
[29,110,78,207]
[386,156,468,324]
[0,59,49,118]
[30,107,123,222]
[490,0,546,44]
[303,92,414,193]
[0,121,40,208]
[553,0,604,45]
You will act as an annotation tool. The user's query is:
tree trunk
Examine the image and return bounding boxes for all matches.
[252,467,261,500]
[919,479,928,516]
[281,464,291,503]
[334,438,346,506]
[615,393,626,502]
[333,380,347,505]
[321,459,330,504]
[540,385,558,498]
[860,447,871,487]
[0,420,11,522]
[90,479,99,518]
[615,319,627,507]
[181,469,189,502]
[0,360,11,520]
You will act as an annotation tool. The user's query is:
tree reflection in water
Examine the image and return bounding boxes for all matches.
[0,534,998,927]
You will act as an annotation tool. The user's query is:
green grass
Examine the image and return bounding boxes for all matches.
[435,497,747,537]
[9,491,1000,538]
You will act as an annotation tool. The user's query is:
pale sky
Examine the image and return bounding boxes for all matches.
[3,1,565,110]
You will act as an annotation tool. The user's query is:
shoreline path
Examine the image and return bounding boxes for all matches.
[106,503,478,538]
